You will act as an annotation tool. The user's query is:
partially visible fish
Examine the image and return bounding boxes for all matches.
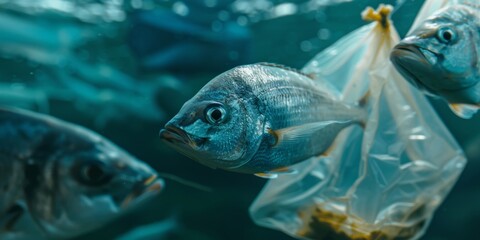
[116,217,177,240]
[128,9,251,73]
[0,107,163,239]
[159,63,367,178]
[390,4,480,118]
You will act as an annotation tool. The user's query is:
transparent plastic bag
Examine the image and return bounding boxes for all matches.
[408,0,477,35]
[250,4,466,240]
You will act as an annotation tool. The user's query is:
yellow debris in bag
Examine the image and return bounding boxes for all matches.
[250,3,466,240]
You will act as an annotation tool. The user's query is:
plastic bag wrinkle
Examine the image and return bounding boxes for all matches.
[250,3,466,240]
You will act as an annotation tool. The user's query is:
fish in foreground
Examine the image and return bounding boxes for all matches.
[0,108,163,239]
[160,63,367,178]
[390,4,480,118]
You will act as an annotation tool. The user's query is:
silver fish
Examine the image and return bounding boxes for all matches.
[159,63,366,178]
[0,107,163,239]
[390,4,480,118]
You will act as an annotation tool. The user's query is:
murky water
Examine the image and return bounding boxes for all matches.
[0,0,478,239]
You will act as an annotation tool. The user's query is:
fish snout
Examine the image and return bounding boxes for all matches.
[159,124,191,145]
[391,43,424,60]
[141,174,164,197]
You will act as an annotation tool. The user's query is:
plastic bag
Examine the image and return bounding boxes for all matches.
[407,0,477,35]
[250,3,466,240]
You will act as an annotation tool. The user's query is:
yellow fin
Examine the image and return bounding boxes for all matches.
[270,167,298,174]
[254,167,298,179]
[449,103,479,119]
[254,173,278,179]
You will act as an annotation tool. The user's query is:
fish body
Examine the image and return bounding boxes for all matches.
[390,4,480,118]
[160,63,365,176]
[0,108,163,239]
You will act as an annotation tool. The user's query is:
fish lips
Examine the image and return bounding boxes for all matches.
[159,125,206,148]
[390,44,439,94]
[160,125,192,146]
[159,125,242,170]
[121,174,164,209]
[392,44,477,93]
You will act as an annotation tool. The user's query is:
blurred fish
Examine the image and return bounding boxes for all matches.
[390,4,480,118]
[128,9,251,73]
[0,6,167,125]
[116,217,177,240]
[115,214,215,240]
[160,63,367,178]
[0,108,163,239]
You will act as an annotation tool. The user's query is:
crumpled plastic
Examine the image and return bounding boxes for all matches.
[249,2,466,240]
[407,0,477,35]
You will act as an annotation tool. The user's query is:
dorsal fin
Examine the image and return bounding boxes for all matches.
[258,62,316,80]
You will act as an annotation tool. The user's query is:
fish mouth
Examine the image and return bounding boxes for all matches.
[390,44,439,94]
[390,43,435,65]
[159,125,208,149]
[391,44,421,57]
[121,174,164,209]
[392,44,477,92]
[159,125,192,145]
[159,125,243,170]
[159,125,210,163]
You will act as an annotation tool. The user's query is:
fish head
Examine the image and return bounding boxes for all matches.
[391,5,480,102]
[26,128,163,238]
[160,66,266,171]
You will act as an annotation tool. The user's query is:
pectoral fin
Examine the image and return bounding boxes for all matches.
[449,103,479,119]
[254,167,298,179]
[269,121,351,147]
[254,173,279,179]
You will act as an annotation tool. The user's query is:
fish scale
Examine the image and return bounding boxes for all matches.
[246,73,360,126]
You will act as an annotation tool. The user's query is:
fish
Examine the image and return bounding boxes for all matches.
[159,63,367,178]
[390,4,480,118]
[0,107,164,239]
[128,9,252,73]
[115,216,177,240]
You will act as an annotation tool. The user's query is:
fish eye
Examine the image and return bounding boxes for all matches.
[73,159,113,186]
[437,27,457,43]
[205,104,227,125]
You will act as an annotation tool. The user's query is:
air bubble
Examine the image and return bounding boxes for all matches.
[237,16,248,26]
[173,1,189,16]
[218,10,230,21]
[317,28,331,40]
[300,41,313,52]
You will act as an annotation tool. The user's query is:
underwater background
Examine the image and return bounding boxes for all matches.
[0,0,479,239]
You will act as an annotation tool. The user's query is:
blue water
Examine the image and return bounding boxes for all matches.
[0,0,479,239]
